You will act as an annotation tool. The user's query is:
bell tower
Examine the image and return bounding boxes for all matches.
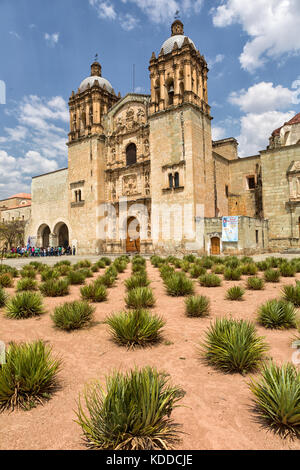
[148,20,215,252]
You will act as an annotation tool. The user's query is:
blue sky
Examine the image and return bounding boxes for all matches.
[0,0,300,198]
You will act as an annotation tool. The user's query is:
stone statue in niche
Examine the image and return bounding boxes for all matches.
[144,171,150,195]
[111,147,116,162]
[111,181,116,200]
[123,174,137,196]
[144,139,150,155]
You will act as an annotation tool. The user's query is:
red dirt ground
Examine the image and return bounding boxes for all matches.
[0,261,299,450]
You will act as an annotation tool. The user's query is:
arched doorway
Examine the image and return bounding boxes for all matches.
[54,222,69,248]
[126,217,140,253]
[210,237,220,255]
[37,224,51,248]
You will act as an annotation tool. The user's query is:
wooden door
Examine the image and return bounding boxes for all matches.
[126,217,140,253]
[210,237,220,255]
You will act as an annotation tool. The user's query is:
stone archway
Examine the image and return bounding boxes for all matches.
[53,222,69,248]
[37,224,51,248]
[126,217,140,253]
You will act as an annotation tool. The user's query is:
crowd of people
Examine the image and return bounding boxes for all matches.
[5,245,76,257]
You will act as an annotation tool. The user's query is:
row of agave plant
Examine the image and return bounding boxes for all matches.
[150,254,300,439]
[1,254,300,447]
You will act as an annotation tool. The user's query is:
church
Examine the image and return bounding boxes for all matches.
[25,20,300,256]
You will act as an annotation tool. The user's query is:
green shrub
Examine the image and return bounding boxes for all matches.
[0,273,13,288]
[199,273,221,287]
[125,273,149,290]
[125,287,155,309]
[114,260,128,273]
[181,261,190,272]
[257,299,297,329]
[225,257,240,269]
[264,268,281,283]
[250,362,300,436]
[241,256,253,264]
[67,270,86,285]
[0,340,60,411]
[189,265,206,278]
[201,318,267,373]
[105,265,118,278]
[5,291,45,319]
[224,267,242,281]
[159,264,175,280]
[75,259,92,268]
[76,367,184,449]
[0,286,8,307]
[164,273,194,296]
[96,260,106,269]
[131,263,145,274]
[282,281,300,306]
[106,309,165,348]
[56,264,71,276]
[200,257,214,269]
[0,265,18,277]
[16,277,38,292]
[226,285,245,301]
[54,260,71,267]
[80,283,107,302]
[52,301,94,330]
[100,257,111,266]
[183,254,195,263]
[256,261,268,271]
[91,265,99,273]
[79,268,93,278]
[212,264,225,274]
[39,279,70,297]
[185,295,210,317]
[41,269,59,282]
[240,263,258,276]
[20,267,36,279]
[279,263,296,277]
[247,276,265,290]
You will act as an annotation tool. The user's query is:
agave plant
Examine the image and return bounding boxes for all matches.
[247,276,265,290]
[240,263,258,276]
[0,286,8,307]
[0,340,60,411]
[125,287,156,308]
[67,270,86,285]
[80,283,107,302]
[199,273,221,287]
[249,362,300,436]
[39,279,70,297]
[41,269,60,282]
[125,273,150,290]
[6,292,45,319]
[106,309,165,348]
[52,301,94,330]
[76,367,185,449]
[279,263,296,277]
[189,265,206,279]
[201,317,268,373]
[20,267,36,279]
[224,268,242,281]
[16,277,38,292]
[257,299,297,329]
[264,268,281,283]
[185,295,210,317]
[0,273,13,288]
[164,273,194,296]
[226,285,245,301]
[96,274,116,288]
[282,281,300,306]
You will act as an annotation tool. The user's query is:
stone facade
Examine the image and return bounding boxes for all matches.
[24,20,300,255]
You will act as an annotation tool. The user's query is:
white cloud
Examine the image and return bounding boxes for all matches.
[212,0,300,72]
[9,31,21,40]
[0,95,68,197]
[207,53,225,68]
[44,32,60,47]
[212,126,226,141]
[237,111,295,156]
[120,13,139,30]
[90,0,203,28]
[229,82,300,114]
[89,0,117,19]
[228,79,300,155]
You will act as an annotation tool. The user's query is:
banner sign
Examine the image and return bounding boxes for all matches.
[222,216,238,242]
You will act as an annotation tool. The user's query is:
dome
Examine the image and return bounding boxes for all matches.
[79,76,114,94]
[160,34,196,55]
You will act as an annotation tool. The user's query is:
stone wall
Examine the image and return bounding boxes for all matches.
[228,155,260,217]
[25,168,69,247]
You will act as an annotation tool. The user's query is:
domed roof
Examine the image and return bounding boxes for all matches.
[79,76,114,94]
[160,34,196,55]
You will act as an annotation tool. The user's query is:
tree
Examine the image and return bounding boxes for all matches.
[0,220,26,249]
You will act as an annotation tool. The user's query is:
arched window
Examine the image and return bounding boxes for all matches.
[174,172,179,188]
[167,79,174,106]
[126,143,137,166]
[168,173,173,188]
